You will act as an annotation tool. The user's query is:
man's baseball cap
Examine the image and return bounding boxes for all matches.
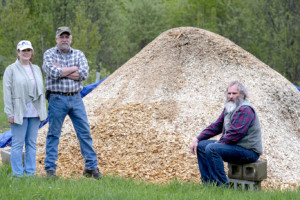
[17,40,33,51]
[56,26,71,37]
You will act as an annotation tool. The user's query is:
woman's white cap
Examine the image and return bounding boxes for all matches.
[17,40,33,51]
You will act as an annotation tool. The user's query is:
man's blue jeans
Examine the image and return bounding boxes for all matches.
[11,117,40,177]
[197,140,259,186]
[44,93,98,171]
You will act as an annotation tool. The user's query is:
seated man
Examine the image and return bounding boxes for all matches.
[190,81,263,187]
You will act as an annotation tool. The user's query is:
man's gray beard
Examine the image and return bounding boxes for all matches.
[225,97,243,113]
[225,102,237,113]
[59,43,70,51]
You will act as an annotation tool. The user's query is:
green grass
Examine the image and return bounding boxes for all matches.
[0,165,299,200]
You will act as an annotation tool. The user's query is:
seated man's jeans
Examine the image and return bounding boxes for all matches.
[44,93,98,171]
[197,140,259,187]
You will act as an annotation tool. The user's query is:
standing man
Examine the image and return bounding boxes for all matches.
[43,26,102,179]
[190,81,263,187]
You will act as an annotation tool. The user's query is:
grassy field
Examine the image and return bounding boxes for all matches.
[0,165,299,200]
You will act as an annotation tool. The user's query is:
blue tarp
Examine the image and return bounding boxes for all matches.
[0,77,108,148]
[294,84,300,92]
[0,130,11,148]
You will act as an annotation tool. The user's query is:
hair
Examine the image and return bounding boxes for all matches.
[226,81,248,100]
[17,49,35,63]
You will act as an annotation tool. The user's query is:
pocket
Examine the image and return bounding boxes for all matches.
[48,93,61,103]
[75,93,82,100]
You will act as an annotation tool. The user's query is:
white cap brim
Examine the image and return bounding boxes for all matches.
[18,45,33,51]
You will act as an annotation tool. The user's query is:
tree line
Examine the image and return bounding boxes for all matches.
[0,0,299,85]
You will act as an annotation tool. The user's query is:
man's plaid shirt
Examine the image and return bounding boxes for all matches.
[197,106,255,144]
[42,46,89,93]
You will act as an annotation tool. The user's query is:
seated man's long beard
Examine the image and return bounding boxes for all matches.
[225,97,243,113]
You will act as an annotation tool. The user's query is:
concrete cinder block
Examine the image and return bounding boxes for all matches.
[228,160,267,182]
[1,148,25,165]
[1,149,11,164]
[228,178,262,191]
[228,163,243,179]
[243,160,267,181]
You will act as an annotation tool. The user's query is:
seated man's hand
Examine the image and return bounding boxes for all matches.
[190,137,199,155]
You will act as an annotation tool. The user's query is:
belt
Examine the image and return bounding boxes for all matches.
[49,91,79,96]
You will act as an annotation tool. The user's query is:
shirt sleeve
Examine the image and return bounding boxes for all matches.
[77,51,89,81]
[3,67,14,117]
[42,50,62,80]
[197,109,225,141]
[218,105,255,144]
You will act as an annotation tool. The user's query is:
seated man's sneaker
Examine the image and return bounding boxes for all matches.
[46,170,57,178]
[83,168,103,180]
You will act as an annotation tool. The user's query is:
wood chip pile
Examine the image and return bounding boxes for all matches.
[35,27,300,190]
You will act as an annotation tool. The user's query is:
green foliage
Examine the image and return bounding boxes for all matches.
[100,67,111,80]
[24,0,55,65]
[122,0,169,51]
[166,0,219,32]
[72,1,102,73]
[256,0,300,82]
[0,0,33,67]
[0,0,299,84]
[80,0,130,72]
[51,0,77,28]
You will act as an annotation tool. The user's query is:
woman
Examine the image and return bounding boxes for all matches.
[3,40,47,177]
